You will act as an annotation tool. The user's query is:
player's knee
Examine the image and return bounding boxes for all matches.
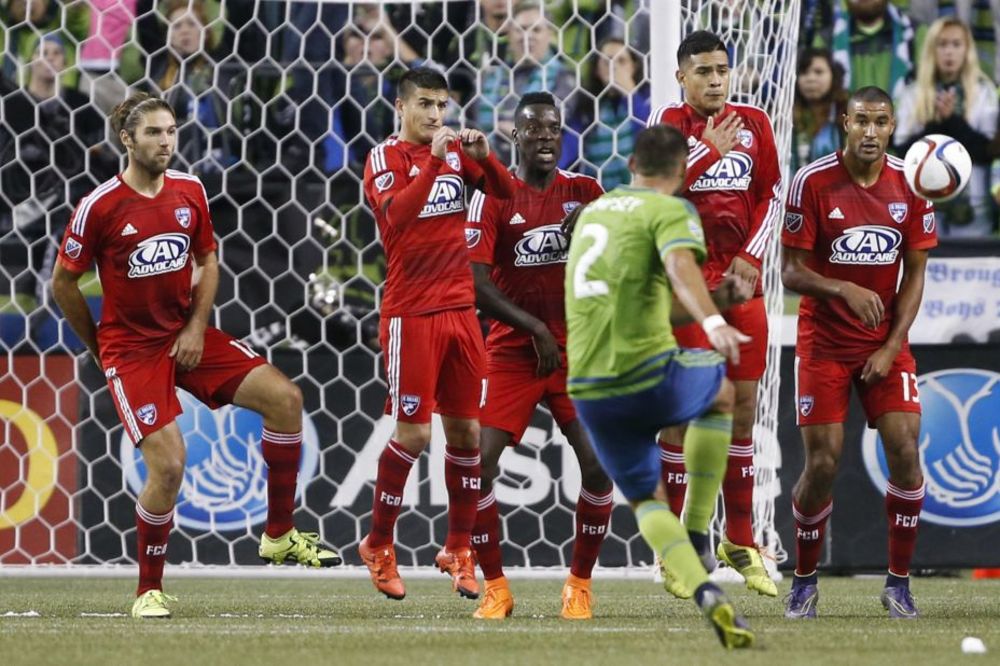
[272,380,303,421]
[151,456,185,495]
[443,420,479,449]
[804,453,839,486]
[580,458,611,493]
[710,379,735,415]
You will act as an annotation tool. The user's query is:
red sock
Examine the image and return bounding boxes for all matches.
[723,438,755,546]
[886,481,924,577]
[136,503,173,596]
[368,440,417,547]
[570,487,613,579]
[793,499,832,577]
[261,428,302,538]
[473,489,504,580]
[444,445,481,550]
[658,439,686,517]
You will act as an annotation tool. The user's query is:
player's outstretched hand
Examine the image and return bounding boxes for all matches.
[726,256,760,296]
[458,128,490,160]
[431,126,459,160]
[170,322,206,373]
[840,282,884,329]
[860,345,897,385]
[707,324,751,366]
[701,112,744,155]
[532,327,562,377]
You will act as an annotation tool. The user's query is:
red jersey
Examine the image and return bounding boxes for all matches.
[56,170,217,367]
[466,170,603,361]
[363,137,515,317]
[647,102,781,293]
[782,152,938,362]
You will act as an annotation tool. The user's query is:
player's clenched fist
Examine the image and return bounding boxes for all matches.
[840,282,885,329]
[458,128,490,160]
[431,126,458,159]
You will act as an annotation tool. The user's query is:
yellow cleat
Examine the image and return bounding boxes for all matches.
[658,558,693,599]
[560,574,595,620]
[259,528,342,568]
[131,590,176,619]
[473,577,514,619]
[716,540,778,597]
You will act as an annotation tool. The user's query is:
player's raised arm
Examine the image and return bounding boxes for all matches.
[458,127,517,199]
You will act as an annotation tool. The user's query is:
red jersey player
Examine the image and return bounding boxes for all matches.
[464,92,609,620]
[647,30,780,597]
[51,93,340,619]
[782,87,936,620]
[358,68,516,601]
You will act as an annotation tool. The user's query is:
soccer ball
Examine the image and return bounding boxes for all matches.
[902,134,972,203]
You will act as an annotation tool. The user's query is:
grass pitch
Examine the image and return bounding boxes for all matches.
[1,576,998,666]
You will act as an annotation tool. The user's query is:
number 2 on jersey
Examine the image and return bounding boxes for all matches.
[573,224,609,299]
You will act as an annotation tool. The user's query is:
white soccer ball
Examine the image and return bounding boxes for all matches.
[902,134,972,203]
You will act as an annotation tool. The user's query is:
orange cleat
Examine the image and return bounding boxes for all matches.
[435,546,480,599]
[560,574,594,620]
[358,536,406,600]
[473,576,514,619]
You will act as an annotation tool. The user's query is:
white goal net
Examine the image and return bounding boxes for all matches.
[1,0,797,571]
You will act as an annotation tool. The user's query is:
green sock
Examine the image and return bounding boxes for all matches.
[683,412,733,534]
[636,500,709,593]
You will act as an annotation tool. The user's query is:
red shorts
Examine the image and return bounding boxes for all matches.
[105,327,267,445]
[674,297,767,382]
[380,308,486,423]
[481,354,577,444]
[795,352,922,427]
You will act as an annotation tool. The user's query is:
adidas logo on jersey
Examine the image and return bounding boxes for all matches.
[121,223,138,236]
[509,212,526,225]
[828,207,845,219]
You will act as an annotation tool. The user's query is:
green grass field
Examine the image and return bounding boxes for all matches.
[2,576,998,666]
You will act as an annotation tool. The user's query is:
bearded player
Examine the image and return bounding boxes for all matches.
[782,87,936,620]
[358,67,516,601]
[647,30,781,597]
[51,93,341,619]
[464,92,609,620]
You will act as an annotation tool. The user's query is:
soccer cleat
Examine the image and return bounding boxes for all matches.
[131,590,176,619]
[435,547,480,599]
[784,582,819,619]
[259,528,342,567]
[358,536,406,600]
[695,584,755,650]
[473,577,514,620]
[560,574,595,620]
[716,540,778,597]
[658,557,693,599]
[881,585,919,619]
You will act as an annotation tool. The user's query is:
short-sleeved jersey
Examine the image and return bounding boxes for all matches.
[782,152,938,362]
[56,170,217,367]
[647,102,782,294]
[466,169,603,361]
[565,187,707,399]
[364,137,495,317]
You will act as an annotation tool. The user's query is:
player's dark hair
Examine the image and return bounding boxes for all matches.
[847,86,894,113]
[677,30,727,67]
[398,67,449,100]
[110,92,176,143]
[633,125,687,178]
[514,92,558,126]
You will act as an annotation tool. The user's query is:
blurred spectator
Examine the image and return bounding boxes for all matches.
[446,0,510,112]
[814,0,915,98]
[565,37,649,190]
[908,0,1000,82]
[77,0,136,113]
[895,17,998,237]
[0,0,89,89]
[0,34,117,299]
[792,48,848,173]
[477,1,575,161]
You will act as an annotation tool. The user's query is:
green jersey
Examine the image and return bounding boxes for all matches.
[565,186,706,399]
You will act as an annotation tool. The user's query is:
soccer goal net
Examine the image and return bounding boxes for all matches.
[1,0,797,572]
